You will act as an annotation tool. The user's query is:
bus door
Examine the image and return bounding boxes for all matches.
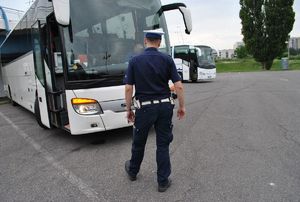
[188,49,198,81]
[31,21,51,128]
[44,14,67,129]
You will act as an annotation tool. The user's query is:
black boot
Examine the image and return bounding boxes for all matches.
[158,179,172,192]
[125,160,137,181]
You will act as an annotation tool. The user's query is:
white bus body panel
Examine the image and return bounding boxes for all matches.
[3,52,51,128]
[36,77,51,128]
[197,68,216,80]
[182,64,190,81]
[66,85,131,135]
[3,53,36,112]
[174,58,189,81]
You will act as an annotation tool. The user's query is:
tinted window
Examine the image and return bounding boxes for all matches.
[0,15,32,66]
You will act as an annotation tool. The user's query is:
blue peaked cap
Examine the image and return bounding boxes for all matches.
[144,29,165,39]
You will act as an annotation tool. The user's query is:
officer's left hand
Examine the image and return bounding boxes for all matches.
[127,110,135,123]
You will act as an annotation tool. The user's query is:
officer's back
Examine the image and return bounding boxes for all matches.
[128,47,176,101]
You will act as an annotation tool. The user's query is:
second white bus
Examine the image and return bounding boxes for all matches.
[171,45,216,82]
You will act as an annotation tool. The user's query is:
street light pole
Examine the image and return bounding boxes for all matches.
[285,40,290,59]
[288,41,290,59]
[283,40,290,70]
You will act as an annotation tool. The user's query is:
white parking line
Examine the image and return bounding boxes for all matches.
[0,112,104,202]
[280,78,289,82]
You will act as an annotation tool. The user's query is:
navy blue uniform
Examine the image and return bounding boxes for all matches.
[124,47,180,186]
[125,47,180,101]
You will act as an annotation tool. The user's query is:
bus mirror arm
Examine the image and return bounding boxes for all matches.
[158,3,192,34]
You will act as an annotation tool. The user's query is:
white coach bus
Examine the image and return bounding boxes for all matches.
[172,45,216,82]
[0,0,192,135]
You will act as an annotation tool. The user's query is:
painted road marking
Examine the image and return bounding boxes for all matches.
[0,112,104,202]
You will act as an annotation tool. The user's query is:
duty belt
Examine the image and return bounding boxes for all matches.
[140,98,174,106]
[132,97,175,109]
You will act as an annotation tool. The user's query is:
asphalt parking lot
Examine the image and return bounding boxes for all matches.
[1,71,300,202]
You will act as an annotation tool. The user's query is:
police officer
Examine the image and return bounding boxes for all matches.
[124,29,185,192]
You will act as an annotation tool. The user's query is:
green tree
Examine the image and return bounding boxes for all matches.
[235,45,248,58]
[240,0,295,70]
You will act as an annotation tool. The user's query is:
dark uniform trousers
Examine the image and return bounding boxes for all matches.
[129,102,174,186]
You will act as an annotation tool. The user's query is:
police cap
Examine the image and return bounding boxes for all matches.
[144,28,165,39]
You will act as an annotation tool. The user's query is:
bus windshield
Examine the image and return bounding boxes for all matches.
[62,0,169,84]
[196,46,214,65]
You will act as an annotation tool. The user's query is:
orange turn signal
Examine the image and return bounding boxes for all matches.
[71,98,97,105]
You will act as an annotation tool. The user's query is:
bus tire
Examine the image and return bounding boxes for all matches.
[34,98,48,129]
[8,86,17,106]
[11,100,18,106]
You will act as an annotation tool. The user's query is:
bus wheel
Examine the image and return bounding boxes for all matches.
[11,99,18,106]
[34,98,48,129]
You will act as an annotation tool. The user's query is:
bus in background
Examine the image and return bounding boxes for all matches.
[0,0,192,135]
[171,45,216,82]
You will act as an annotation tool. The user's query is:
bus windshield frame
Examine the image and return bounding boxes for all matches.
[60,0,170,89]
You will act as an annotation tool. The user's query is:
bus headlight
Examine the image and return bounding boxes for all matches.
[71,98,103,115]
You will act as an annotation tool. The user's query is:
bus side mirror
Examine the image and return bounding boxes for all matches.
[52,0,70,26]
[159,3,192,34]
[178,6,192,34]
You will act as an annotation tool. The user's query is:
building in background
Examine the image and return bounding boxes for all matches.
[217,42,244,59]
[289,37,300,50]
[218,49,235,59]
[212,49,218,60]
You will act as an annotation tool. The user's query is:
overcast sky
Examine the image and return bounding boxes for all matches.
[1,0,299,50]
